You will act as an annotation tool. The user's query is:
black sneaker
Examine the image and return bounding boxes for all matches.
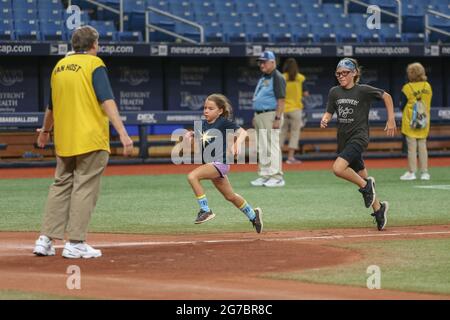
[359,177,376,208]
[194,210,215,224]
[251,208,263,234]
[371,201,389,231]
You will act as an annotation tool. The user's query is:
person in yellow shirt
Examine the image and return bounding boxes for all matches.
[399,62,433,181]
[33,26,134,259]
[280,58,309,164]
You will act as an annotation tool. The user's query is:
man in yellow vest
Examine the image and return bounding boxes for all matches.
[33,26,133,258]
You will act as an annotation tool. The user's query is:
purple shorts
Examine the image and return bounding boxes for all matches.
[212,161,230,178]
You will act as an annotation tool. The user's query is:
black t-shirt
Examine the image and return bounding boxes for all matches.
[326,84,384,152]
[196,116,240,163]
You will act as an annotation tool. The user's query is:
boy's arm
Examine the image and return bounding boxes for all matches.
[320,112,333,128]
[382,92,397,137]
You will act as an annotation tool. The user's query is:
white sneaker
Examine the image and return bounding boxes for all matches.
[62,242,102,259]
[251,177,269,186]
[420,172,430,180]
[400,171,416,181]
[33,235,55,256]
[263,177,285,187]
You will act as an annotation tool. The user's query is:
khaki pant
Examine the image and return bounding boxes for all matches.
[254,111,284,180]
[280,109,303,150]
[406,136,428,173]
[41,150,109,241]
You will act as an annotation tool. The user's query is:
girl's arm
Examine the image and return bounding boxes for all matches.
[382,92,397,137]
[233,128,247,156]
[320,112,333,128]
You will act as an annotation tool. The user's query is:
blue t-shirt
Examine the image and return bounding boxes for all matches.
[195,116,240,164]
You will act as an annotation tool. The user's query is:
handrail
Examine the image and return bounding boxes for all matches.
[425,9,450,42]
[145,6,204,44]
[344,0,402,33]
[68,0,124,32]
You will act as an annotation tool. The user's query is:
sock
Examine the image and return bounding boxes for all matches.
[197,195,210,212]
[239,201,256,221]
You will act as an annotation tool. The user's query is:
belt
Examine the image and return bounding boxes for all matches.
[255,109,276,114]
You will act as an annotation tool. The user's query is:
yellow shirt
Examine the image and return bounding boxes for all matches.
[51,54,110,157]
[283,72,306,113]
[401,81,432,139]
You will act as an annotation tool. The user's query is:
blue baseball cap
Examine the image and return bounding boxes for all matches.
[256,50,276,61]
[336,58,356,71]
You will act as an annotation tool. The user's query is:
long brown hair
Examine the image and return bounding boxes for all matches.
[206,94,233,119]
[283,58,299,81]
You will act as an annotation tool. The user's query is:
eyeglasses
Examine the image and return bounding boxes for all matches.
[335,70,352,78]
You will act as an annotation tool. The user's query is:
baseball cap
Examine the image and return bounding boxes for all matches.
[256,50,276,61]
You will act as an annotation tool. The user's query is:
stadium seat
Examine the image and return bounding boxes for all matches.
[117,31,143,42]
[0,7,12,19]
[222,21,247,42]
[0,29,13,40]
[37,0,62,11]
[204,21,224,42]
[15,20,40,41]
[195,12,218,24]
[0,0,10,9]
[270,22,293,43]
[41,21,66,41]
[246,22,270,43]
[39,9,62,21]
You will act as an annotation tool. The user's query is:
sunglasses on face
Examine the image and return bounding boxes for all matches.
[335,70,352,78]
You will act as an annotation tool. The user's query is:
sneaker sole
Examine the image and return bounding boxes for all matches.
[33,245,55,256]
[380,201,388,231]
[255,208,263,233]
[62,250,102,259]
[194,213,216,224]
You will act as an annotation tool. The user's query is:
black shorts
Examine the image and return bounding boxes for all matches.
[338,143,365,172]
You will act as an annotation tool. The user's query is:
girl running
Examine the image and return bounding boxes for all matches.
[185,94,263,233]
[320,58,397,230]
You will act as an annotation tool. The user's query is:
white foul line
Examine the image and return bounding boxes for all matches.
[3,230,450,251]
[58,230,450,249]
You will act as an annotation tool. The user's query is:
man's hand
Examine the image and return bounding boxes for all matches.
[120,134,134,156]
[36,128,51,148]
[273,119,281,129]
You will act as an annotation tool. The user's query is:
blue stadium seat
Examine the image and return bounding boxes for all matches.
[195,12,218,24]
[277,1,302,14]
[0,7,12,19]
[246,22,270,43]
[13,8,38,21]
[217,12,241,24]
[39,9,63,21]
[212,1,235,13]
[169,2,191,15]
[311,23,336,43]
[322,3,344,16]
[222,22,247,42]
[0,0,10,9]
[37,0,62,11]
[15,20,40,40]
[204,21,224,42]
[241,12,263,24]
[402,32,424,43]
[12,0,37,10]
[336,29,359,43]
[270,22,293,43]
[0,29,13,39]
[262,12,285,25]
[291,23,314,43]
[235,2,258,14]
[283,11,305,21]
[41,20,66,41]
[147,0,169,11]
[191,1,215,14]
[258,2,279,13]
[117,31,143,42]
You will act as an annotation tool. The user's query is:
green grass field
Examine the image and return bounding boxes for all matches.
[1,166,449,297]
[267,238,450,296]
[1,167,449,234]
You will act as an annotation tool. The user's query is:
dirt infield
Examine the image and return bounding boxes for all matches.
[1,159,450,299]
[1,225,450,300]
[2,157,450,179]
